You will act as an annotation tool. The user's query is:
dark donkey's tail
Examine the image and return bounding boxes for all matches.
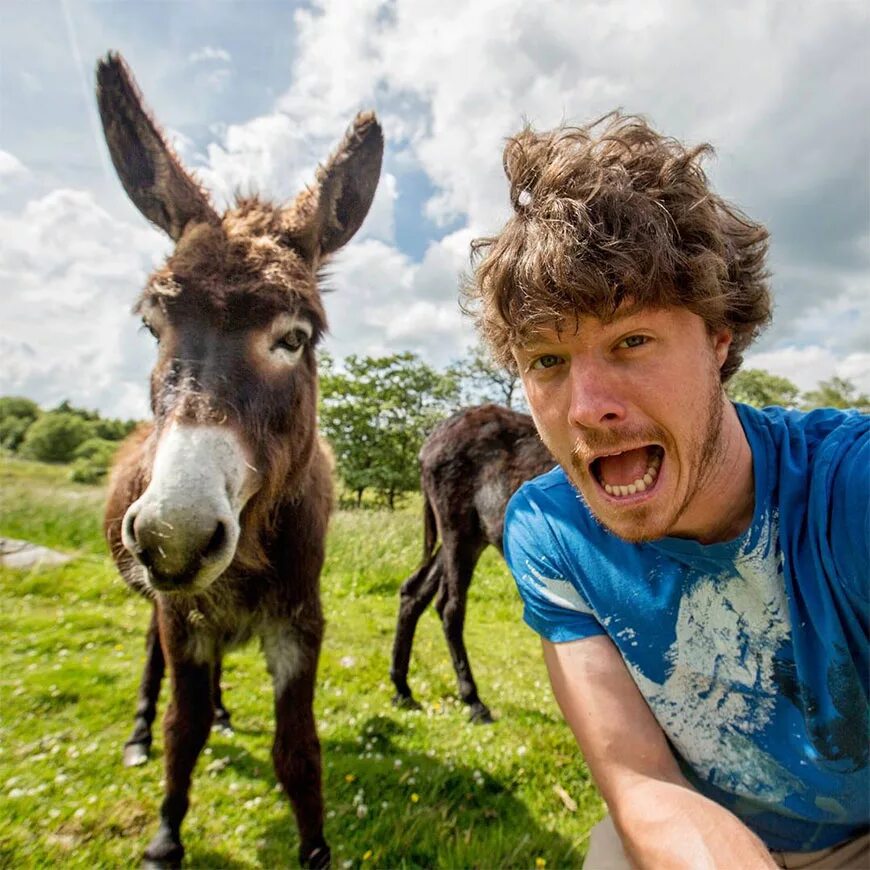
[421,487,439,565]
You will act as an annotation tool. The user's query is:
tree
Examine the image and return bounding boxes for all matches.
[69,437,120,484]
[319,352,460,508]
[801,376,870,412]
[727,369,800,409]
[0,396,40,451]
[20,413,92,463]
[448,345,527,411]
[51,399,100,421]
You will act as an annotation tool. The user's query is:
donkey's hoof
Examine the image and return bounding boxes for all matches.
[212,715,234,737]
[469,703,494,724]
[143,826,183,869]
[300,840,331,869]
[392,693,421,711]
[123,742,150,767]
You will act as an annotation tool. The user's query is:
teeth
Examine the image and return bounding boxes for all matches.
[601,451,662,499]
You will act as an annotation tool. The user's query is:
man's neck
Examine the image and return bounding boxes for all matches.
[671,401,755,546]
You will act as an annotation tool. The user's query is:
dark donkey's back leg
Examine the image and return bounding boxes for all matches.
[211,657,232,735]
[390,552,443,708]
[436,534,492,723]
[124,606,164,767]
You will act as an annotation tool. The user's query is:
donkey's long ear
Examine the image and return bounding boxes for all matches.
[305,111,383,257]
[95,52,219,240]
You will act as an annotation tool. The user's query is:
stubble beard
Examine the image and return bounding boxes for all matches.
[566,370,728,544]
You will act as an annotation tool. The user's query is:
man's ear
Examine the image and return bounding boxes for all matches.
[712,328,733,369]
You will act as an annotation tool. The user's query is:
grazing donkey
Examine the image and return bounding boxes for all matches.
[390,404,554,722]
[98,52,382,868]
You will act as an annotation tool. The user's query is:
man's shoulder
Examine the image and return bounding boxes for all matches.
[506,465,623,556]
[737,402,868,453]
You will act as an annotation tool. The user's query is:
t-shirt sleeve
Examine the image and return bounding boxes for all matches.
[503,485,606,643]
[825,416,869,603]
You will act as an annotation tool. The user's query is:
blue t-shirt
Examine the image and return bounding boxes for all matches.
[504,404,869,852]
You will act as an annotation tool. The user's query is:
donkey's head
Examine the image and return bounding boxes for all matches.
[98,52,382,593]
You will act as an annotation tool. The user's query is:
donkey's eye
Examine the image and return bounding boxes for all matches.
[275,329,308,354]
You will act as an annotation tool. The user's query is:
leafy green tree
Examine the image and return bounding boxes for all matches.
[319,352,460,508]
[89,417,138,441]
[20,413,92,463]
[0,403,35,451]
[448,345,528,411]
[0,396,40,451]
[69,438,120,484]
[51,399,100,421]
[801,376,870,412]
[0,396,40,423]
[727,369,801,409]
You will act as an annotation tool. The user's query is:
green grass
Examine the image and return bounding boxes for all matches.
[0,455,603,868]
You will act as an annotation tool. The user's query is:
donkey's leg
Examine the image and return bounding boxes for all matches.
[437,538,492,723]
[211,654,233,735]
[143,652,214,868]
[263,624,329,869]
[124,606,164,767]
[390,555,442,707]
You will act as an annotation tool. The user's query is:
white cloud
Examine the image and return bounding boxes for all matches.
[188,46,232,65]
[744,347,870,395]
[0,150,27,180]
[0,189,167,416]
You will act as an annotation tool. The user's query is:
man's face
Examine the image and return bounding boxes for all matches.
[513,306,732,543]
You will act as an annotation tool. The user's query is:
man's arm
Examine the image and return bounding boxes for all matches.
[543,635,777,870]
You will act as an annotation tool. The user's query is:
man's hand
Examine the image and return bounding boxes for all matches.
[543,636,777,869]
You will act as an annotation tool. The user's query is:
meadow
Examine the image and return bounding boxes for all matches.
[0,456,603,868]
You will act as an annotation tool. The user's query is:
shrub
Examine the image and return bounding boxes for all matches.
[69,438,119,484]
[0,415,34,451]
[0,396,39,423]
[0,396,40,451]
[20,413,92,463]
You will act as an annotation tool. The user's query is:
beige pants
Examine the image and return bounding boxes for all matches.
[584,815,870,869]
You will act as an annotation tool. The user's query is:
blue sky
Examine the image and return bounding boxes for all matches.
[1,0,868,417]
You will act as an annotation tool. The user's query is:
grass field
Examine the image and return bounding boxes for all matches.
[0,455,603,868]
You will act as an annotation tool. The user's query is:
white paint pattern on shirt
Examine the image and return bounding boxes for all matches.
[625,513,805,802]
[524,559,594,615]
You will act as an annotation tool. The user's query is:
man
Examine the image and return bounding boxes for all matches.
[467,114,869,868]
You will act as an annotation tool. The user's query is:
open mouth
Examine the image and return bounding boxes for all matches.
[590,445,663,499]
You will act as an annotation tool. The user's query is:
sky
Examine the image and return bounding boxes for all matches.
[1,0,868,418]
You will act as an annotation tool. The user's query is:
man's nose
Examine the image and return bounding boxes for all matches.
[567,359,628,429]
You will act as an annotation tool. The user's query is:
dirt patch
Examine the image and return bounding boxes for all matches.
[0,537,73,568]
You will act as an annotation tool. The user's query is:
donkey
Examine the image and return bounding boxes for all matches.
[390,403,554,723]
[98,52,382,868]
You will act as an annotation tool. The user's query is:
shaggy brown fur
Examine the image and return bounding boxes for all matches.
[465,112,771,381]
[97,51,382,869]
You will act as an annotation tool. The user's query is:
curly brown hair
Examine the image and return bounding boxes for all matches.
[465,113,771,381]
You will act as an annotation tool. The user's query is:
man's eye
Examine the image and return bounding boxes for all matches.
[141,320,160,342]
[618,335,648,349]
[531,354,563,370]
[276,330,308,353]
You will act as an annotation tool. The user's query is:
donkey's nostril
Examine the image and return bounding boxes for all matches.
[203,521,227,560]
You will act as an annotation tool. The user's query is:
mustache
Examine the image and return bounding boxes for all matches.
[570,425,666,468]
